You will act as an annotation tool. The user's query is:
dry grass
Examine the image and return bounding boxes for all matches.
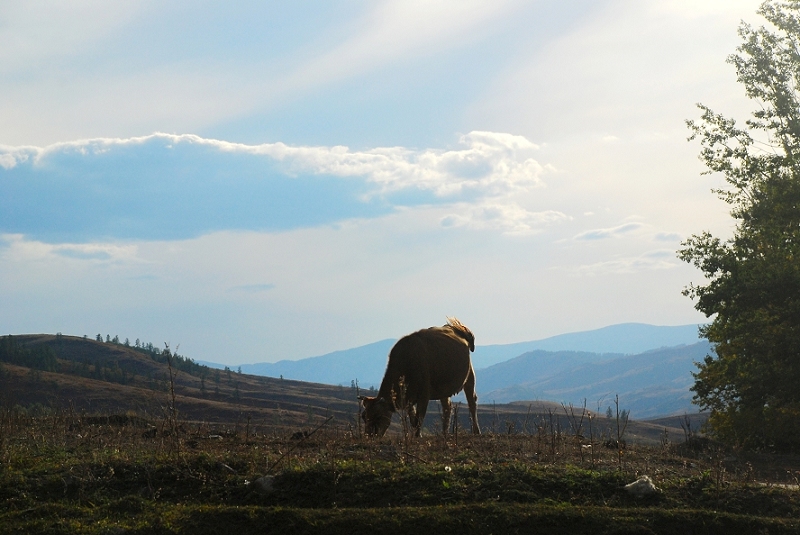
[2,404,800,534]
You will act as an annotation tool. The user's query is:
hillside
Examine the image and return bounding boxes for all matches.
[0,334,686,444]
[480,342,712,418]
[0,334,363,429]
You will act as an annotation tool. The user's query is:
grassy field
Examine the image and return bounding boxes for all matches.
[2,407,800,535]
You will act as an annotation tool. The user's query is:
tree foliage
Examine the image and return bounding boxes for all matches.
[680,1,800,451]
[0,336,59,372]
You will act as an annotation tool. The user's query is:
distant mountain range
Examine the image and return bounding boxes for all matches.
[198,323,708,418]
[471,323,701,368]
[476,342,712,419]
[224,339,396,389]
[205,323,702,387]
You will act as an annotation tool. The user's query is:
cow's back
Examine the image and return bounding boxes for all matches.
[384,327,472,402]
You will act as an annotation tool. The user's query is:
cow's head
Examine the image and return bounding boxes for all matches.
[358,395,393,436]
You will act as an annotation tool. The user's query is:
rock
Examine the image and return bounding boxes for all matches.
[251,475,275,495]
[624,475,659,497]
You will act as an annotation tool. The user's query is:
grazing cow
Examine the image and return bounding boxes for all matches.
[359,317,480,437]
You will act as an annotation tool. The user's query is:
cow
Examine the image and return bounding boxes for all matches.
[359,317,480,437]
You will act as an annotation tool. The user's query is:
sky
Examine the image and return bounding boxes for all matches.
[0,0,765,365]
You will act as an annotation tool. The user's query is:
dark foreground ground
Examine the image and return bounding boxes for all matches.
[2,411,800,535]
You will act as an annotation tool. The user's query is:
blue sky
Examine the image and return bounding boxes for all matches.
[1,0,762,364]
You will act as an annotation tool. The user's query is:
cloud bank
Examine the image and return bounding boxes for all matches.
[0,131,550,241]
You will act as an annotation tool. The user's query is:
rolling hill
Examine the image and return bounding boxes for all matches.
[0,334,362,428]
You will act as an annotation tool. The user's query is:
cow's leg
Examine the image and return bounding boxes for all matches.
[413,401,428,437]
[406,404,418,432]
[464,366,481,435]
[440,397,452,436]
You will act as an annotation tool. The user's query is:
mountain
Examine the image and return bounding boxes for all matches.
[478,341,713,418]
[237,339,395,389]
[471,323,701,368]
[218,323,702,388]
[477,350,625,393]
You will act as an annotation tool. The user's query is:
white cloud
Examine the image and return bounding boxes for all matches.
[572,249,680,275]
[7,130,547,201]
[0,144,33,169]
[441,202,569,235]
[0,153,18,170]
[222,130,544,197]
[573,222,644,241]
[0,234,140,264]
[654,232,682,242]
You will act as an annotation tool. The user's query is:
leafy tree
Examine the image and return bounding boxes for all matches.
[680,0,800,451]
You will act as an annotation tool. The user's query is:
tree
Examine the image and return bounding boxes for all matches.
[680,0,800,451]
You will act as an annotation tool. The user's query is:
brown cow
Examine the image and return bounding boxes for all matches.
[359,317,480,437]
